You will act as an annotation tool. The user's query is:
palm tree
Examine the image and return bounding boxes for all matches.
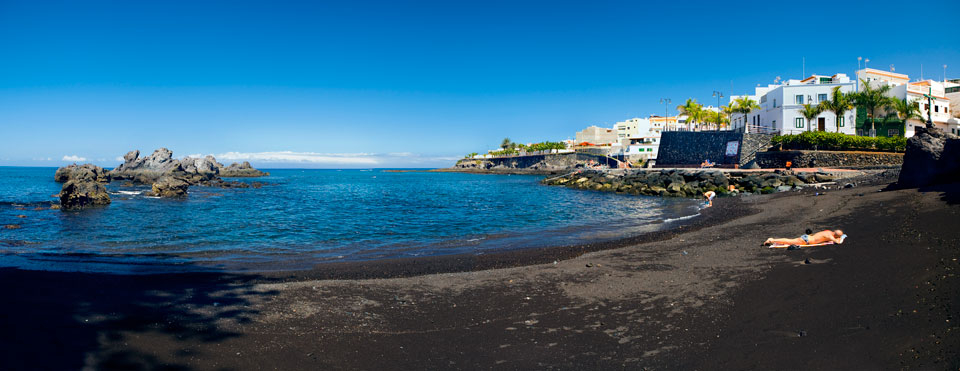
[732,96,760,131]
[887,98,922,122]
[852,78,895,136]
[500,138,512,150]
[799,103,823,132]
[676,99,703,131]
[818,86,854,133]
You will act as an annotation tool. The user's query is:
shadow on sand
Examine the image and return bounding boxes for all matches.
[0,267,275,369]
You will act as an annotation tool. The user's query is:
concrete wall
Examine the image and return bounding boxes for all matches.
[756,150,904,169]
[654,132,773,167]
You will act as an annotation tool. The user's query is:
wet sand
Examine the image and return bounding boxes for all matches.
[1,180,958,369]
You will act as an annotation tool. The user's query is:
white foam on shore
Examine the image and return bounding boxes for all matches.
[115,191,141,195]
[663,213,700,223]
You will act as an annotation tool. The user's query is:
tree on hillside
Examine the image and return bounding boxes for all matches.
[676,99,703,131]
[799,103,824,132]
[852,78,895,136]
[818,86,854,133]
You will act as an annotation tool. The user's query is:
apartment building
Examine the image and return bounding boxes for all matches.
[729,73,857,135]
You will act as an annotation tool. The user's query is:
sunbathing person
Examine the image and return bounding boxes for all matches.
[763,229,845,246]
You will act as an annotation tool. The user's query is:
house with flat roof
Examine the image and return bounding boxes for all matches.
[856,68,955,137]
[729,73,857,135]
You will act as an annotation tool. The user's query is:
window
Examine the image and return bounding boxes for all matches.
[795,117,804,128]
[795,95,804,104]
[818,93,828,102]
[888,129,899,136]
[935,105,939,113]
[773,99,777,107]
[838,117,844,127]
[772,120,776,128]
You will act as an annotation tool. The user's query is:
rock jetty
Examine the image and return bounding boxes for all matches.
[54,148,268,209]
[542,169,839,198]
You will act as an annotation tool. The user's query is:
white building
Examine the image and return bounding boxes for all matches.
[730,73,857,135]
[614,117,650,142]
[857,68,956,137]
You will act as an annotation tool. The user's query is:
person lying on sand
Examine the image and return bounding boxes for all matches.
[763,229,845,247]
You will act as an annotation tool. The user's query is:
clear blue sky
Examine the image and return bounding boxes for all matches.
[2,0,958,168]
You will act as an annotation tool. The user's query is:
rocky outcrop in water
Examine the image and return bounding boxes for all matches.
[54,163,112,210]
[54,163,109,183]
[220,161,269,177]
[543,169,838,198]
[59,179,111,210]
[52,148,269,207]
[147,176,190,198]
[897,126,960,189]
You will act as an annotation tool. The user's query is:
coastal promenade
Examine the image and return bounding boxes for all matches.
[1,174,956,369]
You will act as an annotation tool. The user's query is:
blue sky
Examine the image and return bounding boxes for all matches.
[2,0,958,168]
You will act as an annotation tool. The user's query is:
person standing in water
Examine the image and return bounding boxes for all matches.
[703,190,716,207]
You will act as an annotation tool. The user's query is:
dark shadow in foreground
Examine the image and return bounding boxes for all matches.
[0,268,275,369]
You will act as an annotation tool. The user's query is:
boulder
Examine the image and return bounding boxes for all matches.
[219,161,269,177]
[54,164,108,183]
[898,126,960,188]
[150,176,190,198]
[59,179,111,210]
[110,148,184,183]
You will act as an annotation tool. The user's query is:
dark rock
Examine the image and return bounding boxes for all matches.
[897,126,960,188]
[59,179,111,210]
[54,164,108,183]
[220,161,269,177]
[151,176,190,198]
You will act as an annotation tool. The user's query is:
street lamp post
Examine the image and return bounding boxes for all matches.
[857,57,862,92]
[712,91,724,131]
[660,98,671,131]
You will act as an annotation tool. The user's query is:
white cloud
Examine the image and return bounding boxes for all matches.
[115,156,125,162]
[62,155,87,162]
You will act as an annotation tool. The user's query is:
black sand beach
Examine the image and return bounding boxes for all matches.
[1,179,958,369]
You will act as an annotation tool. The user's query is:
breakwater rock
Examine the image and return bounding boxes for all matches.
[453,153,620,175]
[897,126,960,188]
[542,169,839,198]
[54,164,112,210]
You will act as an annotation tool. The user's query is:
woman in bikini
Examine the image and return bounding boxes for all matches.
[763,229,844,247]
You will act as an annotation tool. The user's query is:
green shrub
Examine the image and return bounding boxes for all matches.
[771,132,906,152]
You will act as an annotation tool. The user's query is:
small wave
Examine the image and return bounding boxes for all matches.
[466,237,485,242]
[114,191,141,195]
[143,196,161,199]
[663,214,699,223]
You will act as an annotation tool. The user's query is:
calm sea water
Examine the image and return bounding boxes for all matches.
[0,167,699,273]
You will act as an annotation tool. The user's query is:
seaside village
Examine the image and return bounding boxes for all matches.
[468,67,959,168]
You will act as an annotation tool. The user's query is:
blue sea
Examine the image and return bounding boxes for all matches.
[0,167,700,273]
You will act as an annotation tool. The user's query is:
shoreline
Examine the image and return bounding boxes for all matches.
[1,177,957,369]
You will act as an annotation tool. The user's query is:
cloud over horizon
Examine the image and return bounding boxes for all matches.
[62,155,87,162]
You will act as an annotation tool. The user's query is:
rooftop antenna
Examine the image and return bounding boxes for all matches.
[890,64,895,72]
[921,64,924,80]
[802,57,805,77]
[944,64,947,83]
[774,76,781,84]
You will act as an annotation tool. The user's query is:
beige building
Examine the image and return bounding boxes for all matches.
[575,125,618,145]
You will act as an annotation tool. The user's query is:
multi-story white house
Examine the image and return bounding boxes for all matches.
[613,118,649,142]
[730,73,857,135]
[856,68,955,137]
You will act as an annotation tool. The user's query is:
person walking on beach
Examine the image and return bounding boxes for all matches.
[763,229,845,247]
[703,190,716,207]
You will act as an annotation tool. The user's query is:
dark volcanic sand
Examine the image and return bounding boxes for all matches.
[1,181,958,370]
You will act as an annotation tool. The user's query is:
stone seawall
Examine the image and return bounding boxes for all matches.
[756,150,903,169]
[542,169,842,198]
[655,132,774,167]
[453,153,619,173]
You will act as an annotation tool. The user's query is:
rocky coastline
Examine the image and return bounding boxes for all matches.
[54,148,268,210]
[541,168,849,198]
